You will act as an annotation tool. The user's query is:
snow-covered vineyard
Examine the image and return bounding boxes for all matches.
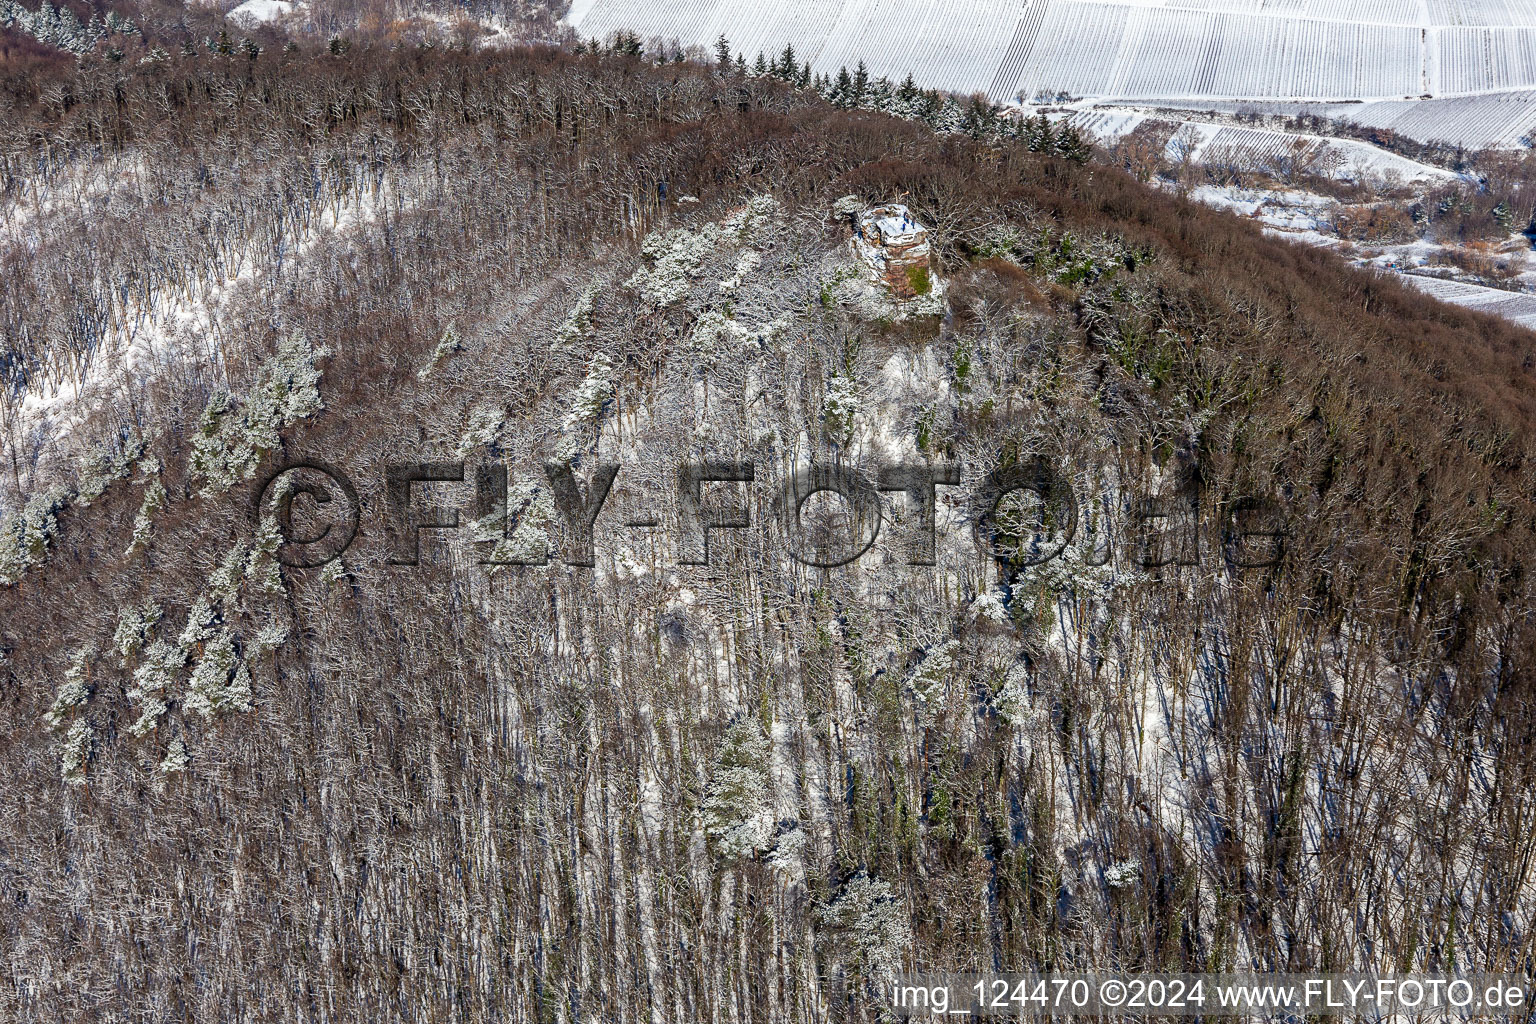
[1063,110,1461,180]
[566,0,1536,144]
[1152,89,1536,150]
[1403,274,1536,327]
[1285,90,1536,149]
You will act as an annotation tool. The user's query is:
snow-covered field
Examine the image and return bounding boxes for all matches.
[1175,182,1536,328]
[1064,109,1462,181]
[567,0,1536,143]
[1400,274,1536,328]
[1148,89,1536,150]
[226,0,295,28]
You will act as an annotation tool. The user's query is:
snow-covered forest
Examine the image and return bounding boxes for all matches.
[0,34,1534,1024]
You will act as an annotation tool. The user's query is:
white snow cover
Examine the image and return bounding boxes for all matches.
[568,0,1536,112]
[1065,110,1460,181]
[1180,183,1536,330]
[1155,90,1536,149]
[227,0,295,27]
[7,158,406,458]
[1401,275,1536,329]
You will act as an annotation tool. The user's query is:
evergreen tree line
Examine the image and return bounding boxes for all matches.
[576,30,1091,161]
[0,0,137,58]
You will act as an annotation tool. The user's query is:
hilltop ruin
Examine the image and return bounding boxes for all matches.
[843,201,936,299]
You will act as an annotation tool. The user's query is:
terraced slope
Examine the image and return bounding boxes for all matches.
[567,0,1536,105]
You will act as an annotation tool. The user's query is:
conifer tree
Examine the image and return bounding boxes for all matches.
[833,66,852,107]
[778,43,797,81]
[701,717,773,862]
[868,74,893,110]
[1054,121,1091,162]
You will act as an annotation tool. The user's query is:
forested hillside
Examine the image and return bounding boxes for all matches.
[1,43,1535,1021]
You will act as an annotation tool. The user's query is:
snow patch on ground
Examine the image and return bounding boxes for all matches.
[10,168,403,455]
[1062,108,1458,183]
[1191,184,1339,232]
[1184,185,1536,330]
[227,0,294,26]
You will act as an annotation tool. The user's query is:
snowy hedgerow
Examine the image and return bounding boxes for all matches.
[112,603,163,664]
[816,873,912,978]
[555,287,598,348]
[124,478,165,557]
[701,716,775,862]
[184,631,253,718]
[43,648,93,731]
[417,323,461,380]
[191,332,328,496]
[59,719,93,785]
[0,489,67,586]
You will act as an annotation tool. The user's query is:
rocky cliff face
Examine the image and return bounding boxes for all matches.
[847,201,936,298]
